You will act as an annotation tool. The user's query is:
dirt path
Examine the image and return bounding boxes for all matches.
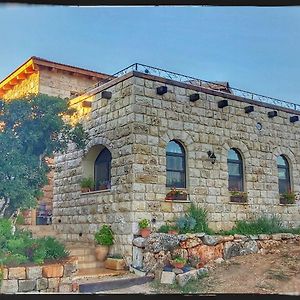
[197,240,300,294]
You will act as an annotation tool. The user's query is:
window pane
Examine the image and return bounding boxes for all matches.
[166,141,183,154]
[228,149,240,161]
[228,162,241,176]
[167,156,184,171]
[94,148,112,190]
[228,176,243,191]
[279,180,289,194]
[277,155,287,167]
[166,171,185,188]
[278,168,287,180]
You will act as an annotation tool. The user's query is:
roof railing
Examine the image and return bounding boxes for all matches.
[76,63,300,112]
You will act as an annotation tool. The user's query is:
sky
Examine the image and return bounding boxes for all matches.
[0,5,300,104]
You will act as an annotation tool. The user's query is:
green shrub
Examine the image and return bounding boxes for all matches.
[94,225,114,246]
[1,254,28,267]
[39,236,69,261]
[15,214,25,225]
[219,215,300,235]
[176,216,196,234]
[0,218,13,248]
[158,224,170,233]
[186,203,213,234]
[80,177,94,189]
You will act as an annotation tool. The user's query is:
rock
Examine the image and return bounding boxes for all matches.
[18,280,36,292]
[172,248,188,260]
[37,278,48,290]
[176,270,198,287]
[180,237,202,248]
[160,271,176,284]
[177,234,189,241]
[144,233,180,253]
[240,240,259,255]
[197,267,208,277]
[132,246,144,269]
[132,237,146,248]
[59,284,72,293]
[8,267,26,279]
[221,235,234,242]
[48,277,60,290]
[271,233,282,240]
[223,241,242,259]
[172,268,184,275]
[182,266,193,273]
[42,264,63,278]
[234,234,249,241]
[214,258,224,264]
[188,243,224,265]
[201,235,221,246]
[0,279,18,293]
[281,233,294,240]
[249,235,259,240]
[63,261,78,277]
[195,233,206,238]
[26,266,42,280]
[258,234,270,240]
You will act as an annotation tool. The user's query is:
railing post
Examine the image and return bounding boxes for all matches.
[135,63,138,71]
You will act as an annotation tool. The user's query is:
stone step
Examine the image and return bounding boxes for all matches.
[78,261,103,270]
[77,254,98,263]
[74,268,128,280]
[68,248,96,257]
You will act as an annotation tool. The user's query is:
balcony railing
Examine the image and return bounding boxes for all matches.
[78,63,300,112]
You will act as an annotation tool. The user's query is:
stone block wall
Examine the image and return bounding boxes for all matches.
[39,67,100,99]
[0,257,78,294]
[53,71,300,258]
[53,76,137,257]
[132,232,300,274]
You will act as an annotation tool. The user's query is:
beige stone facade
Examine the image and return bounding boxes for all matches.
[53,70,300,257]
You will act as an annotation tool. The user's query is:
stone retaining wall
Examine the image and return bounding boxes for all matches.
[0,257,78,294]
[132,232,300,273]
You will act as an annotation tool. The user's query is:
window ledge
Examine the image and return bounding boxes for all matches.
[228,201,248,205]
[81,189,111,195]
[165,199,191,203]
[278,203,297,206]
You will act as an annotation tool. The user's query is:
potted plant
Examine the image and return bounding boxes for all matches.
[94,225,114,261]
[80,177,94,193]
[170,255,187,269]
[280,191,296,204]
[104,254,126,270]
[165,187,188,201]
[229,190,247,203]
[98,180,111,191]
[138,218,151,238]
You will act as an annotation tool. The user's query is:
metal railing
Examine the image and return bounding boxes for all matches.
[77,63,300,112]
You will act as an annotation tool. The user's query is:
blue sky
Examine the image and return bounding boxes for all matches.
[0,5,300,104]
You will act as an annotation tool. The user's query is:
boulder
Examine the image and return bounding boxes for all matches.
[172,268,184,275]
[223,241,242,259]
[240,240,259,255]
[144,233,180,253]
[188,243,224,265]
[176,270,198,287]
[132,237,146,248]
[281,233,294,240]
[201,235,222,246]
[160,271,176,284]
[180,237,202,249]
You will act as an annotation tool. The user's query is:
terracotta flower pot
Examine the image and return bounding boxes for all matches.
[140,228,151,238]
[168,230,179,235]
[95,245,109,261]
[170,260,186,269]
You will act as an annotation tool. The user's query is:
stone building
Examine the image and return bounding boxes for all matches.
[0,56,109,225]
[53,64,300,257]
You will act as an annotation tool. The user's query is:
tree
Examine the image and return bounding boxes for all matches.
[0,94,88,217]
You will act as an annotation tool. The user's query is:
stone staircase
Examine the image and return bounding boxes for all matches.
[66,243,104,274]
[17,224,57,238]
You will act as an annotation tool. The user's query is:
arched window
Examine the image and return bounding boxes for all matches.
[277,155,291,194]
[166,140,186,188]
[94,147,112,190]
[227,148,244,191]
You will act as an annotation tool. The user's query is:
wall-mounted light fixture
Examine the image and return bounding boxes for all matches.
[244,105,254,114]
[267,110,277,118]
[156,86,168,95]
[101,91,112,99]
[207,150,216,164]
[290,116,299,123]
[189,93,200,102]
[218,99,228,108]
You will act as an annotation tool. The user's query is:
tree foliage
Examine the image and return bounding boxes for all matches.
[0,94,88,216]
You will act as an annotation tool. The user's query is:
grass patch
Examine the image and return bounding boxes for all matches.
[217,215,300,235]
[267,269,290,281]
